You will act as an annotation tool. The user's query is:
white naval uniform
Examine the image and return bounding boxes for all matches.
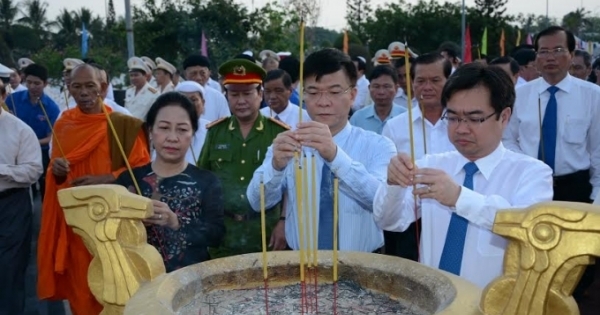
[56,89,76,112]
[125,83,160,120]
[159,82,175,94]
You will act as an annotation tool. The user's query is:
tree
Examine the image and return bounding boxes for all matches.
[0,0,18,65]
[17,0,55,41]
[346,0,372,43]
[562,8,592,37]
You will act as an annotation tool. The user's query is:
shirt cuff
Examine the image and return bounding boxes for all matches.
[454,187,486,221]
[591,186,599,201]
[327,146,353,178]
[262,161,286,185]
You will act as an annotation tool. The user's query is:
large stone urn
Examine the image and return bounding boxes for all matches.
[57,185,600,315]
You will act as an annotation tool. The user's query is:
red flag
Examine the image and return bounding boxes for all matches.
[464,25,472,63]
[201,31,208,57]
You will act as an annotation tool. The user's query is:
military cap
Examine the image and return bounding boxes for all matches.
[259,50,280,61]
[155,57,176,75]
[388,42,419,59]
[63,58,84,71]
[218,58,266,85]
[372,49,391,65]
[18,58,34,70]
[128,56,150,73]
[141,56,156,71]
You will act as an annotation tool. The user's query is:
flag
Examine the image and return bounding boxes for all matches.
[81,23,89,58]
[464,25,472,63]
[343,30,349,54]
[481,27,488,56]
[526,34,532,45]
[516,29,521,46]
[200,31,208,57]
[500,29,505,56]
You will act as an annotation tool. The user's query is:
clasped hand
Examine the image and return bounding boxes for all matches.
[387,153,461,207]
[144,200,180,230]
[272,121,337,171]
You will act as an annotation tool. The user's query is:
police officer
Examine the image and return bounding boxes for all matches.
[199,57,289,258]
[124,57,159,120]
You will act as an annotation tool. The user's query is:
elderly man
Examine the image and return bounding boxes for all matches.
[247,48,397,253]
[374,63,552,288]
[37,64,150,315]
[182,54,230,121]
[0,103,43,315]
[198,58,289,258]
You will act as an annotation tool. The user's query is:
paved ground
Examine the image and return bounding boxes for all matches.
[21,195,600,314]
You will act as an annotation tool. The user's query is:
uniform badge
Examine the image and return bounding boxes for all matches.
[216,144,229,150]
[233,65,246,76]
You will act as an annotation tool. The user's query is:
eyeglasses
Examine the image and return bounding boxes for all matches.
[303,86,352,102]
[442,112,497,127]
[536,48,568,58]
[369,84,395,91]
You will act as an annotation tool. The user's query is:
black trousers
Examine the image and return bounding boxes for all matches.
[383,219,421,262]
[553,170,595,298]
[0,188,32,315]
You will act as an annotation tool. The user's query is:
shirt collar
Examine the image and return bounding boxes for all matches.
[228,114,265,133]
[452,142,506,180]
[536,73,573,95]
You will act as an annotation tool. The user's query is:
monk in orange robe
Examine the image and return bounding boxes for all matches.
[37,64,150,315]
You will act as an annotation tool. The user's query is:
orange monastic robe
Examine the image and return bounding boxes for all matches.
[37,106,150,315]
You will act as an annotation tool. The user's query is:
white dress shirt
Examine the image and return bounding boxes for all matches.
[207,78,222,92]
[106,83,115,101]
[11,84,27,93]
[247,122,397,252]
[0,108,43,191]
[373,143,553,288]
[187,118,209,165]
[260,102,310,130]
[201,85,231,122]
[382,105,455,160]
[125,82,160,120]
[503,74,600,199]
[159,82,175,94]
[352,75,371,112]
[393,89,417,110]
[56,89,76,112]
[515,76,527,87]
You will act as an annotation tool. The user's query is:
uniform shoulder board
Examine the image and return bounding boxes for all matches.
[268,117,291,130]
[148,87,158,94]
[206,117,228,129]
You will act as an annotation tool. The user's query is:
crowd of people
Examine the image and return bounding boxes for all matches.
[1,24,599,315]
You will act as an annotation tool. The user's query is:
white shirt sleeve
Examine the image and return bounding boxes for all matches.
[0,125,43,185]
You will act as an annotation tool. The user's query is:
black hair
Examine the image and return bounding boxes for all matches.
[510,44,535,57]
[182,54,211,70]
[234,54,257,63]
[438,42,459,61]
[411,52,452,79]
[351,56,367,71]
[574,50,592,67]
[278,56,300,83]
[303,48,358,86]
[489,56,520,76]
[264,69,292,89]
[394,57,414,69]
[368,65,398,83]
[441,62,515,117]
[23,64,48,82]
[146,91,199,133]
[513,49,536,66]
[589,58,600,83]
[155,68,174,80]
[534,26,576,53]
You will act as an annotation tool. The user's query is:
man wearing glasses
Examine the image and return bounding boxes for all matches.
[373,63,553,289]
[247,48,397,253]
[503,25,600,299]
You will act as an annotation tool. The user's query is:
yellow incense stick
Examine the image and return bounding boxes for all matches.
[420,102,427,155]
[302,154,311,267]
[295,157,305,282]
[311,155,318,268]
[333,177,339,281]
[37,99,66,159]
[404,42,416,165]
[63,89,70,110]
[260,176,268,280]
[298,20,305,123]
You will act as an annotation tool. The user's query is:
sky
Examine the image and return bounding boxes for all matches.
[46,0,599,31]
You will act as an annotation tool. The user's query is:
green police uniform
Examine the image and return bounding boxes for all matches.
[198,58,290,258]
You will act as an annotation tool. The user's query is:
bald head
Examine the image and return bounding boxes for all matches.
[69,63,108,114]
[71,64,102,83]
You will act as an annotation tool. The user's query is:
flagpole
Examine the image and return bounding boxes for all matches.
[461,0,466,61]
[124,0,135,58]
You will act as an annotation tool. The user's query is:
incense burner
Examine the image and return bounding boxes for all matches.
[57,185,600,315]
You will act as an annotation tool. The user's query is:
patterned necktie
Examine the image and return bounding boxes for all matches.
[438,162,479,275]
[318,163,335,250]
[538,86,559,171]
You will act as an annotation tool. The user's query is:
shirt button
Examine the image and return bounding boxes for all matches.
[240,194,245,199]
[218,158,222,162]
[240,176,245,181]
[241,160,245,164]
[242,143,247,147]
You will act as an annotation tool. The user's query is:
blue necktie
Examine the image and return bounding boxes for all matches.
[318,163,335,249]
[438,162,479,275]
[538,86,559,171]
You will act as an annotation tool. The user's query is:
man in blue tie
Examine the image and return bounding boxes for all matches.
[373,63,553,288]
[502,25,600,300]
[247,48,397,253]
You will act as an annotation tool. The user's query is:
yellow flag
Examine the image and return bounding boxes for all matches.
[343,30,349,54]
[481,27,488,55]
[500,29,506,56]
[516,29,521,46]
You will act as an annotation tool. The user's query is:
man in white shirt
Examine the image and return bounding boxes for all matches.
[8,68,26,93]
[381,52,455,261]
[247,48,397,253]
[351,56,371,112]
[260,69,310,129]
[154,57,176,93]
[0,104,43,314]
[182,54,231,122]
[374,63,553,288]
[513,48,538,87]
[489,56,520,86]
[124,57,160,120]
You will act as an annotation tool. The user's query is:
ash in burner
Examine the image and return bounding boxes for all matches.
[196,280,426,315]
